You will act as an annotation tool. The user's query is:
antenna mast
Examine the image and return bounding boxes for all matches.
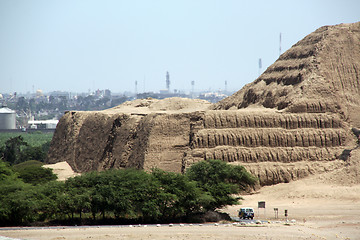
[166,71,170,91]
[279,32,282,57]
[191,80,195,98]
[258,58,262,76]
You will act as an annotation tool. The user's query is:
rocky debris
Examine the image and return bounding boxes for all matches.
[338,149,352,161]
[352,128,360,144]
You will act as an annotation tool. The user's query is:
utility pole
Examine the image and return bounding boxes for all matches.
[191,80,195,98]
[279,32,282,57]
[166,71,170,92]
[258,58,262,76]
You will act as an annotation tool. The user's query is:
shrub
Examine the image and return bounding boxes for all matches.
[186,159,257,210]
[13,161,57,185]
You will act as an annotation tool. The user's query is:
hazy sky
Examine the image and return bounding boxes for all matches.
[0,0,359,94]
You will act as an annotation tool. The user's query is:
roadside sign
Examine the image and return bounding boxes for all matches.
[258,201,265,208]
[274,208,279,219]
[257,201,266,218]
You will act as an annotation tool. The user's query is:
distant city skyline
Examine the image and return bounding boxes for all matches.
[1,0,359,94]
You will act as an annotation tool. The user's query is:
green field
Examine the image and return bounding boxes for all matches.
[0,132,54,148]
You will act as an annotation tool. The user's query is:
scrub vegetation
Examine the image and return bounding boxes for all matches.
[0,133,53,165]
[0,159,256,226]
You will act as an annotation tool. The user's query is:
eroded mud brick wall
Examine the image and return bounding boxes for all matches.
[143,113,191,172]
[48,111,193,174]
[183,111,348,185]
[48,111,152,173]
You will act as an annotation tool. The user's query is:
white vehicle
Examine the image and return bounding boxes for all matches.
[238,207,254,219]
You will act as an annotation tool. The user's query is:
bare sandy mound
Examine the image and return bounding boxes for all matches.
[43,161,80,181]
[104,97,212,114]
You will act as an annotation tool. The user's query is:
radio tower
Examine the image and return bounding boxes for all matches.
[166,71,170,91]
[279,32,282,57]
[191,80,195,98]
[258,58,262,76]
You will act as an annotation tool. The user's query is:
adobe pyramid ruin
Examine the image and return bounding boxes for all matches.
[47,22,360,186]
[214,22,360,123]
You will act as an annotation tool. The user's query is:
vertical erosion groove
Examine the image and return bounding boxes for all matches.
[100,117,122,168]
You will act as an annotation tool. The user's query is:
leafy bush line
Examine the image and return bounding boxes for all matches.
[0,159,257,226]
[0,132,53,148]
[0,134,51,165]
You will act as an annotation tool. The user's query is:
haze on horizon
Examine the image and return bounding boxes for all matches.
[0,0,359,94]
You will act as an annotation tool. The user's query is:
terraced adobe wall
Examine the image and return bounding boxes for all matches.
[182,110,349,185]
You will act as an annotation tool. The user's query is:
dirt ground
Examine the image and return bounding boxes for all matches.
[1,165,360,240]
[1,199,359,240]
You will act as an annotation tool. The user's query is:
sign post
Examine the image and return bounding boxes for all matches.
[274,208,278,219]
[258,201,266,219]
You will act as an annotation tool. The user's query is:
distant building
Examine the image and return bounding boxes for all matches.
[198,92,228,103]
[136,91,188,100]
[36,89,44,97]
[159,89,170,94]
[49,91,70,99]
[104,89,111,98]
[0,106,16,129]
[27,119,59,130]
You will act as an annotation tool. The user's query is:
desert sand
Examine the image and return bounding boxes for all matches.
[2,159,360,240]
[43,161,80,181]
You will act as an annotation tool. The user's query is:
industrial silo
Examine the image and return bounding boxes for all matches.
[0,107,16,129]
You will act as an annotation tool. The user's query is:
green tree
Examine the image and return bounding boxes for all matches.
[16,97,29,112]
[13,165,57,185]
[1,136,28,165]
[29,98,36,112]
[0,178,40,225]
[92,169,157,220]
[119,169,161,221]
[41,140,52,155]
[0,159,18,181]
[58,96,68,111]
[64,176,91,221]
[36,181,65,221]
[186,159,257,210]
[0,135,50,165]
[151,168,210,220]
[20,145,46,162]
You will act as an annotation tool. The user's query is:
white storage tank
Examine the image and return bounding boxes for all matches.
[0,107,16,129]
